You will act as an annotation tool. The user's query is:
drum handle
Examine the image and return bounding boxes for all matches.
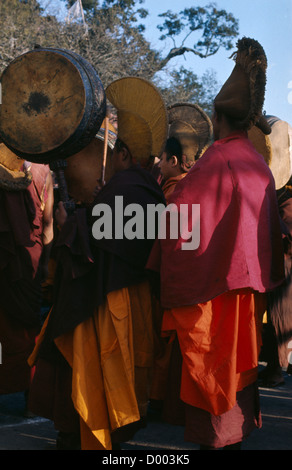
[50,159,75,215]
[101,116,109,185]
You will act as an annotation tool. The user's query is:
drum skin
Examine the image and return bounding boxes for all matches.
[248,115,292,190]
[64,137,115,204]
[0,48,106,164]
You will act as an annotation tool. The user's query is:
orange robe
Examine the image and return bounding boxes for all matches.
[161,173,186,203]
[162,289,266,416]
[150,173,187,400]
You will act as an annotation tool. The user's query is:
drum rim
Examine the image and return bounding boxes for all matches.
[0,47,106,164]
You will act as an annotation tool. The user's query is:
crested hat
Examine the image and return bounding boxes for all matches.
[167,102,212,165]
[106,77,168,166]
[214,37,271,134]
[0,143,32,191]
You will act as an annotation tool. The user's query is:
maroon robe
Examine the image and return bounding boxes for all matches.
[268,189,292,368]
[0,163,50,394]
[147,131,285,308]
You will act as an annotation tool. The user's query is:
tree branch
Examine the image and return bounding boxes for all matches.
[160,46,211,69]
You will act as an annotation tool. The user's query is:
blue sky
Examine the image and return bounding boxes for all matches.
[41,0,292,124]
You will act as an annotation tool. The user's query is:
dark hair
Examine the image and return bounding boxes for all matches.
[165,137,183,164]
[114,137,131,156]
[215,110,248,132]
[164,136,194,172]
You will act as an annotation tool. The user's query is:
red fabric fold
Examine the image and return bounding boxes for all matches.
[148,132,285,309]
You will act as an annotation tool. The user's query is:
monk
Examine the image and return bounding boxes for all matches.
[147,37,285,450]
[247,118,292,387]
[149,103,212,414]
[261,182,292,385]
[159,103,212,202]
[28,77,168,450]
[158,137,188,203]
[0,148,54,413]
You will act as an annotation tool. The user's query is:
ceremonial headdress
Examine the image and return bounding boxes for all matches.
[167,102,212,167]
[106,77,168,167]
[214,37,271,134]
[0,143,32,191]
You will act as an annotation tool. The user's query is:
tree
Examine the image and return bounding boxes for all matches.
[0,0,239,114]
[60,0,238,111]
[0,0,159,82]
[65,0,96,9]
[157,3,239,68]
[0,0,44,69]
[60,0,239,71]
[158,67,219,115]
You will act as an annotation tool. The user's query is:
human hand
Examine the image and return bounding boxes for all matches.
[93,178,105,198]
[55,201,68,229]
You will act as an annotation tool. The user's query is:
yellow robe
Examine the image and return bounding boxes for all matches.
[29,281,153,450]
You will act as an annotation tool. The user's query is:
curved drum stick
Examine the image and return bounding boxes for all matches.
[101,116,109,186]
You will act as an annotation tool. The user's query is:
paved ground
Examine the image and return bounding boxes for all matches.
[0,365,291,452]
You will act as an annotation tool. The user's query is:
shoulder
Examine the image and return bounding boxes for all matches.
[28,162,51,182]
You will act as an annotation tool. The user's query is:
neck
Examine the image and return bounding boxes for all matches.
[219,128,233,140]
[214,113,244,141]
[218,118,237,140]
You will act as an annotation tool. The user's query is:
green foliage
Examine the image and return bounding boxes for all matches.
[158,2,239,60]
[0,0,56,69]
[158,67,219,116]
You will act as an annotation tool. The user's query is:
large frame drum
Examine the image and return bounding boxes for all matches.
[0,47,106,164]
[248,115,292,190]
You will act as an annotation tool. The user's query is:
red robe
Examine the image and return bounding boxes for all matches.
[147,131,285,418]
[0,163,50,394]
[148,131,285,309]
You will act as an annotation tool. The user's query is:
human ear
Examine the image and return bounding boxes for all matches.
[121,146,129,161]
[171,156,178,167]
